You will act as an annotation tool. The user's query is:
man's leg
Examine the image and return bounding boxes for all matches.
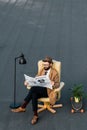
[30,87,48,124]
[11,86,48,124]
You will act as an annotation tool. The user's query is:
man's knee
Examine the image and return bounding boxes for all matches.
[30,87,37,93]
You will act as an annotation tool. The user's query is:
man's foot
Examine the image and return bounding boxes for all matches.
[31,115,38,125]
[11,107,26,113]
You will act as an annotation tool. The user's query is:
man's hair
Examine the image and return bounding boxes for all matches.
[43,56,53,64]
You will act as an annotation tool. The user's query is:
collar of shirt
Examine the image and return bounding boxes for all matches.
[45,69,50,76]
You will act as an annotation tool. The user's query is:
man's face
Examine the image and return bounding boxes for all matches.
[43,62,50,70]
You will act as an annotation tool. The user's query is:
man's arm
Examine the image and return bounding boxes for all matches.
[53,73,60,88]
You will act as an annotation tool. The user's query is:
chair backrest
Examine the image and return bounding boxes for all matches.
[38,60,61,82]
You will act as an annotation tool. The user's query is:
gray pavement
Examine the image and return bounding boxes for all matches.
[0,0,87,130]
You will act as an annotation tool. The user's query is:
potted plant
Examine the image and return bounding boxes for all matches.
[72,84,84,102]
[70,84,86,113]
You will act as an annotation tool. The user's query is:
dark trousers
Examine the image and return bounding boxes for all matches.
[24,86,48,111]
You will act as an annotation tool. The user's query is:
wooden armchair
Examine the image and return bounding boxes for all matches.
[37,60,64,113]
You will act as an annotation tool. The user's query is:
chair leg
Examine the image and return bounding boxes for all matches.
[38,102,47,113]
[52,104,63,108]
[47,106,56,113]
[38,102,56,113]
[38,107,46,113]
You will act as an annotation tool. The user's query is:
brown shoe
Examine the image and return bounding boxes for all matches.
[11,107,26,113]
[31,115,38,125]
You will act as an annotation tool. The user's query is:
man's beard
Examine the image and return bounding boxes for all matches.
[44,66,50,70]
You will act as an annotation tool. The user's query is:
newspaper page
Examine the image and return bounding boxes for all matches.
[24,74,52,89]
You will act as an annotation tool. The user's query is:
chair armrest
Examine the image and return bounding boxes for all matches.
[54,82,65,92]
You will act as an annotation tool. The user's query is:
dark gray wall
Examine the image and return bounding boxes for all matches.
[0,0,87,102]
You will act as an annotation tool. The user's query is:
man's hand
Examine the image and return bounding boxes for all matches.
[51,81,54,86]
[24,81,29,86]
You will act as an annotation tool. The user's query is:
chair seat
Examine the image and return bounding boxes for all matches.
[38,97,50,102]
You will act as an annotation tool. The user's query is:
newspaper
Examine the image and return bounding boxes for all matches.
[24,74,52,89]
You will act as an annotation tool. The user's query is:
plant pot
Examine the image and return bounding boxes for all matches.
[74,97,80,103]
[71,97,83,112]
